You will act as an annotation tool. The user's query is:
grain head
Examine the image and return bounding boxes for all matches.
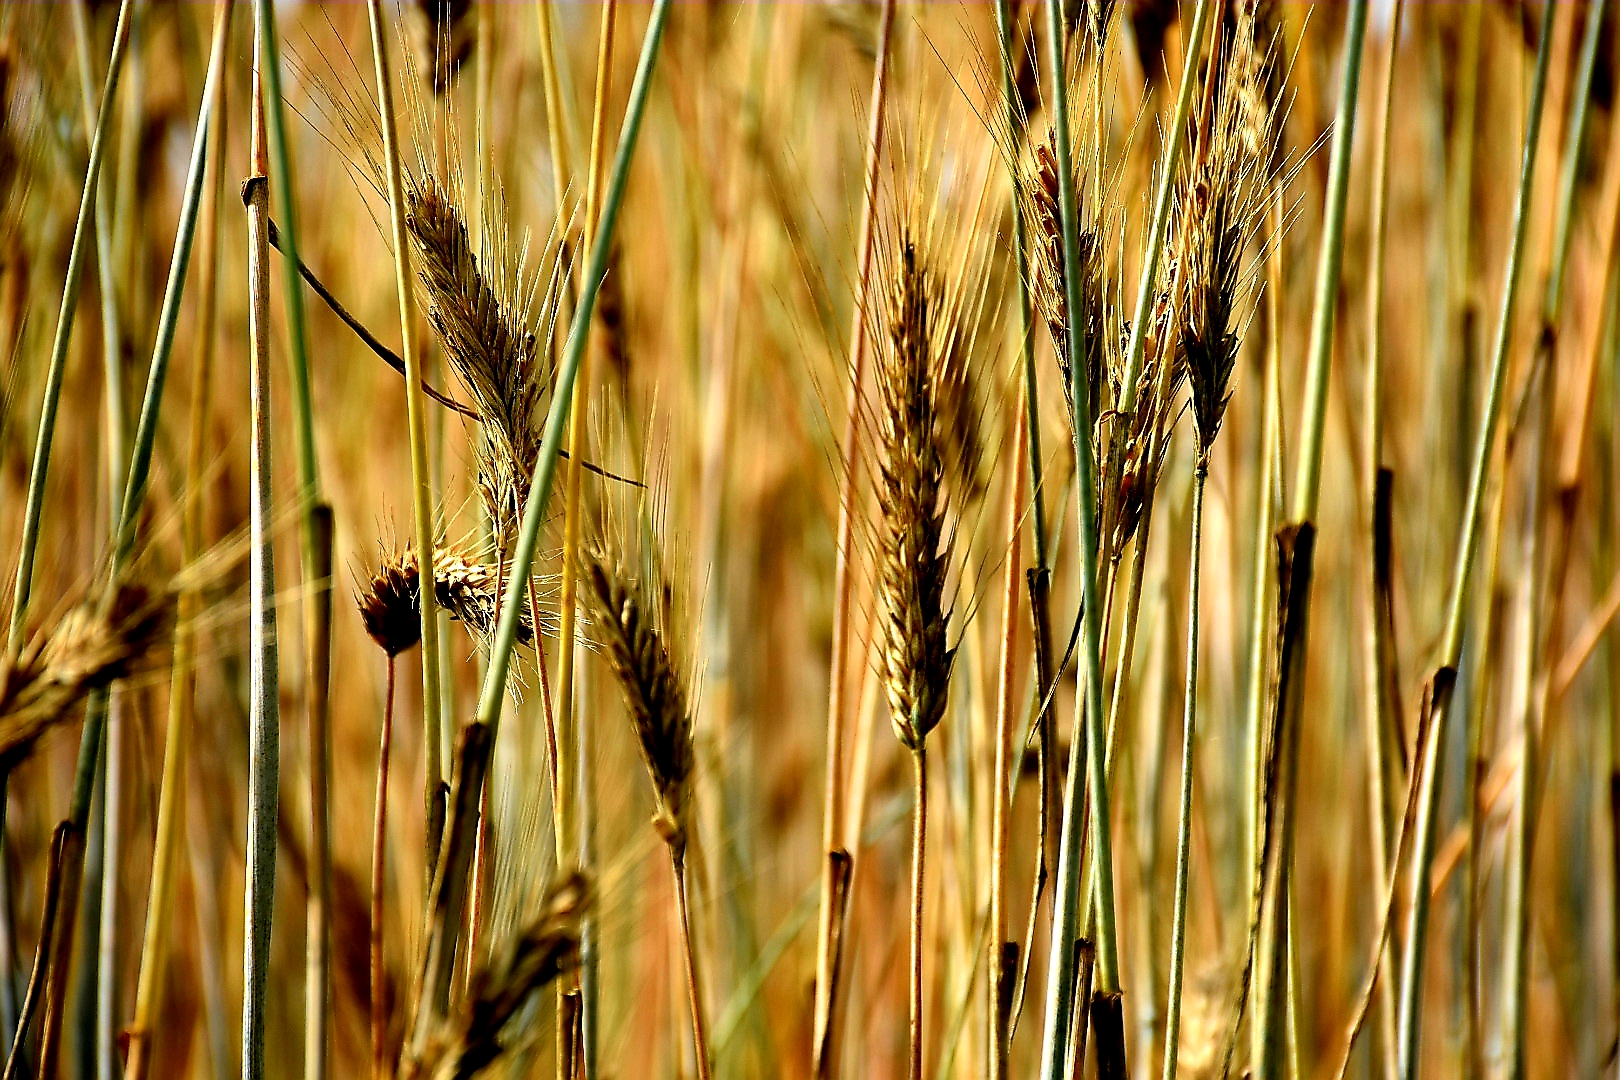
[872,231,956,752]
[582,545,695,854]
[0,582,172,771]
[357,547,422,658]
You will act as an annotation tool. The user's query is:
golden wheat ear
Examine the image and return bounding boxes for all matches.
[1174,0,1279,460]
[867,229,956,752]
[0,582,173,771]
[402,164,566,556]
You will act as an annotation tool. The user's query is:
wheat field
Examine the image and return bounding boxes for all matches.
[0,1,1615,1078]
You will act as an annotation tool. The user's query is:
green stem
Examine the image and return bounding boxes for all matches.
[910,745,928,1080]
[69,0,126,534]
[1162,459,1208,1080]
[673,849,714,1080]
[242,24,280,1079]
[1396,4,1557,1075]
[86,6,140,1071]
[1038,0,1165,1070]
[1293,0,1372,522]
[244,13,332,1067]
[371,657,396,1080]
[6,0,133,652]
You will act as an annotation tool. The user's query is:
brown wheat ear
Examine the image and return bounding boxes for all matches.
[1177,1,1274,458]
[360,546,534,649]
[0,582,172,770]
[582,543,714,1079]
[874,233,955,753]
[357,549,422,658]
[449,872,590,1078]
[404,169,559,553]
[582,552,694,853]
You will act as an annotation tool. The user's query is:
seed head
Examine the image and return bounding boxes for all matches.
[873,234,955,751]
[583,551,694,854]
[1175,0,1274,456]
[430,549,536,644]
[405,172,562,553]
[0,583,172,771]
[357,546,533,655]
[357,550,421,657]
[436,872,590,1079]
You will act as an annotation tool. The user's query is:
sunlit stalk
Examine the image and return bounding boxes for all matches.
[123,8,231,1078]
[811,3,897,1073]
[1162,457,1209,1080]
[1396,4,1556,1075]
[989,400,1028,1080]
[365,0,445,875]
[241,39,280,1080]
[1361,5,1404,1076]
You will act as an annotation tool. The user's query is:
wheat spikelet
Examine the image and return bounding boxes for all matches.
[403,169,562,554]
[358,545,535,650]
[403,871,588,1080]
[428,548,539,644]
[0,582,172,770]
[582,548,694,853]
[357,548,422,658]
[1177,2,1275,456]
[447,872,588,1078]
[872,232,955,752]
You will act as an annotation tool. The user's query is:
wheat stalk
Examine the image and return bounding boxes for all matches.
[1395,4,1554,1076]
[1163,14,1272,1076]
